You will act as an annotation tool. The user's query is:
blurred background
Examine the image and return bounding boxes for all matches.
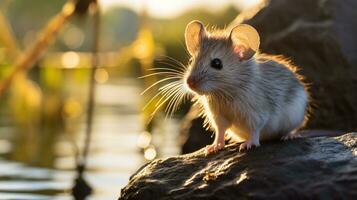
[0,0,261,199]
[2,0,357,199]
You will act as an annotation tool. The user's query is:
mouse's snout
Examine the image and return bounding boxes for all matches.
[186,76,198,89]
[186,74,209,94]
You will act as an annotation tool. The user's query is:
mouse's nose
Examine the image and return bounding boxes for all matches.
[186,76,197,89]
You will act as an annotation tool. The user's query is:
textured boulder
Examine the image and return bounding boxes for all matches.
[181,0,357,154]
[120,132,357,200]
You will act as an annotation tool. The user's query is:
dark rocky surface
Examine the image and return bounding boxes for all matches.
[120,132,357,200]
[181,0,357,154]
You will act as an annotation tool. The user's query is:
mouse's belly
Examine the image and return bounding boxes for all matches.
[228,122,284,142]
[226,109,301,142]
[228,124,250,142]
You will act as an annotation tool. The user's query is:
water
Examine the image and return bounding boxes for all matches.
[0,78,181,199]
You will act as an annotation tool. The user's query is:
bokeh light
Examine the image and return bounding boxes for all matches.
[136,131,152,149]
[94,68,109,84]
[62,25,84,49]
[61,51,80,68]
[144,146,157,161]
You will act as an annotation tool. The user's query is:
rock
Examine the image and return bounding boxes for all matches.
[180,106,214,154]
[120,132,357,200]
[180,0,357,153]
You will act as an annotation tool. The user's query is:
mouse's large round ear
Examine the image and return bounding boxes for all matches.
[230,24,260,61]
[185,20,206,55]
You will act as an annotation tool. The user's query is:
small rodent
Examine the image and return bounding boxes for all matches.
[183,20,309,154]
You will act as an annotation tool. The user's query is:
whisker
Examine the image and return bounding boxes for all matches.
[158,80,182,92]
[142,81,181,110]
[138,71,182,79]
[156,64,184,74]
[142,92,161,111]
[159,55,187,70]
[141,77,180,95]
[165,88,188,120]
[148,67,185,75]
[151,85,182,119]
[155,55,187,71]
[174,91,188,112]
[155,84,182,107]
[165,87,184,115]
[141,55,189,123]
[145,85,181,122]
[154,61,186,73]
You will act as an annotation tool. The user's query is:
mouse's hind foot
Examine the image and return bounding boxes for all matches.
[281,131,302,141]
[239,139,260,152]
[239,130,260,152]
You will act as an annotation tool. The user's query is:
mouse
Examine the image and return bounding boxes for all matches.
[181,20,309,155]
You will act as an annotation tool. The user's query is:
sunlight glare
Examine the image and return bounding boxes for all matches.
[61,51,80,68]
[137,131,152,148]
[236,171,248,184]
[144,146,157,160]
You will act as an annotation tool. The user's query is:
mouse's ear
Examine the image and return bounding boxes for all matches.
[185,20,206,55]
[230,24,260,61]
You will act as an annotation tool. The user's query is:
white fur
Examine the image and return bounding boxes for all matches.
[261,88,308,140]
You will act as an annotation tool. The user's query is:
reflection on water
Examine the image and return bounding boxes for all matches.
[0,78,180,199]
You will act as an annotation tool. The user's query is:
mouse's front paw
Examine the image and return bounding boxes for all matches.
[239,140,260,152]
[205,142,225,156]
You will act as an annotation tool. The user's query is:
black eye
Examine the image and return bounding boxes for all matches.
[210,58,223,70]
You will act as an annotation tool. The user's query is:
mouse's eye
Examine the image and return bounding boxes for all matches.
[210,58,223,70]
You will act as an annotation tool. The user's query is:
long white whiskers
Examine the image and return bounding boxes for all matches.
[140,77,180,95]
[141,55,189,122]
[142,81,182,110]
[148,67,185,74]
[150,86,182,120]
[138,71,182,79]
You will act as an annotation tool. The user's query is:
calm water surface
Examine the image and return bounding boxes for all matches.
[0,78,180,199]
